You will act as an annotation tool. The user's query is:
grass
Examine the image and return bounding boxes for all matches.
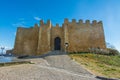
[0,61,32,67]
[69,53,120,79]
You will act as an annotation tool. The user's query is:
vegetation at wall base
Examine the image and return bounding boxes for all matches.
[69,53,120,79]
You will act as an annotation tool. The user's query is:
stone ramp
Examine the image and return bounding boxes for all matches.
[43,51,95,77]
[0,51,118,80]
[0,64,98,80]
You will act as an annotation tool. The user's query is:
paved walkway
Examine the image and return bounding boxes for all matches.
[0,51,100,80]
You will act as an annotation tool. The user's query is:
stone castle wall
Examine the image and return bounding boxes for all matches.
[13,19,106,56]
[51,24,64,51]
[37,20,51,54]
[13,24,39,55]
[65,19,106,52]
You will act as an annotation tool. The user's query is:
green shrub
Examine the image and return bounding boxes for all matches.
[108,48,120,55]
[89,47,109,55]
[89,47,119,56]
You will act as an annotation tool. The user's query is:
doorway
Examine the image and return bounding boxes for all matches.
[54,37,61,50]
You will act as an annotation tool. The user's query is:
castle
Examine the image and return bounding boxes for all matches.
[13,19,106,56]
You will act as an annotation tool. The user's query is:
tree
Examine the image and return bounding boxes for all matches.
[1,47,5,54]
[106,42,120,55]
[106,42,115,49]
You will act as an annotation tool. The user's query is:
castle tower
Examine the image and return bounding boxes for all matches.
[37,20,51,54]
[63,18,69,51]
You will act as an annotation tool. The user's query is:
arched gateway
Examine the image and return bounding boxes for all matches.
[54,37,61,50]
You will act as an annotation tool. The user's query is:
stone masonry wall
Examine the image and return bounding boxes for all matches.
[13,24,39,56]
[13,19,106,56]
[51,24,64,51]
[65,19,106,52]
[37,20,51,54]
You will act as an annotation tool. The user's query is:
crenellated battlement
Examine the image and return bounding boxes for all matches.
[39,19,102,28]
[55,23,59,27]
[97,21,103,25]
[72,19,76,24]
[40,20,44,25]
[47,20,51,25]
[34,23,39,28]
[40,19,51,26]
[92,20,97,25]
[63,18,102,25]
[79,19,83,24]
[85,20,90,25]
[64,18,69,24]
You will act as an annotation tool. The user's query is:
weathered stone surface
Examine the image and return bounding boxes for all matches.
[13,19,106,55]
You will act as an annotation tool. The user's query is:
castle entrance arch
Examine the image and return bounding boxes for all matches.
[54,37,61,50]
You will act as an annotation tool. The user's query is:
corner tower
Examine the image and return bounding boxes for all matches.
[37,20,51,54]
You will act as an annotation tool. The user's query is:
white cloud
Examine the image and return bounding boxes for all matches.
[12,18,27,27]
[12,23,26,27]
[34,16,41,21]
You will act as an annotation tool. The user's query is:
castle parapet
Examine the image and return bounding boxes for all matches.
[34,23,38,28]
[64,18,69,24]
[72,19,76,24]
[47,19,52,28]
[39,19,102,27]
[98,21,102,24]
[40,20,44,25]
[92,20,97,25]
[85,20,90,25]
[78,20,83,24]
[47,20,51,25]
[56,23,59,27]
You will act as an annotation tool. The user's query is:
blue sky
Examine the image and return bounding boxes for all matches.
[0,0,120,52]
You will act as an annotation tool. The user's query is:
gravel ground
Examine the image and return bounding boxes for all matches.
[0,51,99,80]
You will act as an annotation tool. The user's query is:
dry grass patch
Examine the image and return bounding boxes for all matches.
[69,53,120,79]
[0,61,31,67]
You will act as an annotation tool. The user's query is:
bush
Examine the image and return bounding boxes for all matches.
[89,47,119,55]
[89,47,109,55]
[108,48,120,55]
